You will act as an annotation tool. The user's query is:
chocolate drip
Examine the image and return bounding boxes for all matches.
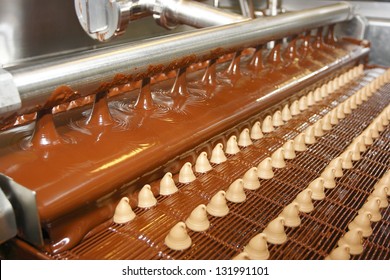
[298,32,313,58]
[284,36,299,62]
[249,45,264,71]
[325,25,337,45]
[267,41,284,66]
[226,51,242,78]
[201,59,217,96]
[313,27,325,49]
[29,108,64,148]
[202,59,217,88]
[85,91,113,127]
[134,78,156,110]
[171,67,189,97]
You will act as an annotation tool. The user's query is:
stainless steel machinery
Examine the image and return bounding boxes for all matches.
[0,0,389,260]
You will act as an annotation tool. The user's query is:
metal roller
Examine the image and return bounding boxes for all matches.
[2,2,354,120]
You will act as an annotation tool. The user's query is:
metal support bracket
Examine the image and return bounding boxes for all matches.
[0,68,21,114]
[0,187,17,244]
[0,174,43,247]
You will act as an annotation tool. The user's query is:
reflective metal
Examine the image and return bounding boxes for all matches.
[366,17,390,66]
[0,187,17,245]
[0,68,21,114]
[0,174,43,248]
[3,2,354,119]
[155,0,248,29]
[75,0,247,41]
[0,0,193,67]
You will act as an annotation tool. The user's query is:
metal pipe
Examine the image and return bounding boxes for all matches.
[3,2,354,119]
[159,0,248,28]
[74,0,247,41]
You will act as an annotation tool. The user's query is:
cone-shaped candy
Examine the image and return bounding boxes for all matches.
[226,135,240,154]
[322,114,332,131]
[226,179,246,203]
[320,168,335,189]
[375,119,384,132]
[232,252,250,260]
[327,81,334,94]
[290,100,300,116]
[341,151,353,169]
[368,187,388,208]
[243,167,261,190]
[113,197,136,224]
[338,229,363,255]
[355,90,363,105]
[138,184,157,208]
[307,178,325,200]
[244,233,269,260]
[350,95,357,109]
[381,112,389,126]
[314,88,322,102]
[343,99,352,114]
[358,197,382,222]
[342,72,349,85]
[283,140,296,159]
[263,217,287,245]
[314,120,324,137]
[374,182,389,198]
[165,222,192,250]
[348,141,361,161]
[325,245,351,260]
[337,104,345,119]
[378,171,390,187]
[305,126,316,145]
[279,202,301,227]
[320,84,328,98]
[369,124,380,139]
[273,110,284,127]
[307,91,315,106]
[251,121,263,140]
[238,128,253,147]
[160,172,178,195]
[294,133,307,152]
[282,104,292,122]
[179,162,196,183]
[348,213,373,237]
[210,143,227,164]
[185,204,210,232]
[360,87,368,101]
[299,96,308,111]
[271,148,286,168]
[195,152,212,173]
[355,136,367,152]
[257,157,274,180]
[206,190,229,217]
[262,115,274,133]
[330,108,339,125]
[294,189,314,213]
[327,157,343,178]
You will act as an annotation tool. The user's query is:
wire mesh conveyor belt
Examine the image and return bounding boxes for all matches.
[49,69,390,260]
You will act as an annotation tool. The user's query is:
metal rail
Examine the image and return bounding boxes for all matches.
[2,2,354,119]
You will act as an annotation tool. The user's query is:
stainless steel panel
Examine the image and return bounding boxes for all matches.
[0,188,17,245]
[0,174,43,248]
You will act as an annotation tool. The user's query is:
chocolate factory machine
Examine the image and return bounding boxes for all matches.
[0,0,389,260]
